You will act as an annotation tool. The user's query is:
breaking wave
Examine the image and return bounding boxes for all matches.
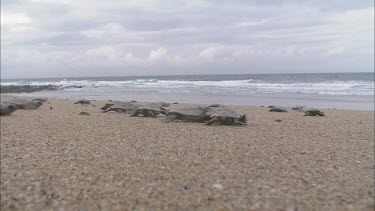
[1,79,373,96]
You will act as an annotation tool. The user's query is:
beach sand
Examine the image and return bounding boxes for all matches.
[1,98,374,210]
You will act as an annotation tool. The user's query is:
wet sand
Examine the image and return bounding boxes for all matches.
[1,99,374,210]
[0,85,58,93]
[4,89,374,110]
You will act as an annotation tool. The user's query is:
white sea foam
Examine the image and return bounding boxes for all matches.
[1,79,373,96]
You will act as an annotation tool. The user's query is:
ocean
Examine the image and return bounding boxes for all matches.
[2,72,374,110]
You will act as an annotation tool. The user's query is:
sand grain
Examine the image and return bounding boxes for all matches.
[1,99,374,210]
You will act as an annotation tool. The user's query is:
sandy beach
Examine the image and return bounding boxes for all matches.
[1,98,374,210]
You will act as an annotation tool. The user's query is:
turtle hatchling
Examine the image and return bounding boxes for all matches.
[102,103,138,114]
[4,99,43,110]
[74,99,91,105]
[269,107,288,112]
[131,106,167,117]
[161,106,210,123]
[304,109,325,117]
[0,103,17,116]
[292,105,305,111]
[205,108,247,125]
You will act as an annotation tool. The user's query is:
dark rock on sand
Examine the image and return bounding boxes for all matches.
[64,85,83,89]
[0,85,57,93]
[0,103,18,116]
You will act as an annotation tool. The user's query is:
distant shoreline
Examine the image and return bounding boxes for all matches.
[0,85,58,93]
[1,72,373,110]
[1,71,373,81]
[2,91,374,111]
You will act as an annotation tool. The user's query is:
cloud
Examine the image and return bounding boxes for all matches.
[331,7,374,24]
[85,45,143,65]
[85,45,121,58]
[149,47,168,61]
[1,0,374,78]
[81,23,129,39]
[324,46,347,56]
[236,19,268,27]
[29,0,73,3]
[1,12,32,25]
[198,47,218,60]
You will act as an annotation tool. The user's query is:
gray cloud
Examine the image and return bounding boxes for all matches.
[1,0,374,78]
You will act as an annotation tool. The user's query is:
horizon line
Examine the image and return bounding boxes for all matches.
[1,71,373,81]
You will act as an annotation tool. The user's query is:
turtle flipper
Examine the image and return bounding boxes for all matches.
[161,114,177,123]
[160,108,168,115]
[234,120,247,125]
[205,118,216,125]
[151,111,159,117]
[145,110,155,117]
[131,110,140,117]
[239,114,247,124]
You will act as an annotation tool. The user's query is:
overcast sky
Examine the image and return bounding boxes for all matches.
[1,0,374,79]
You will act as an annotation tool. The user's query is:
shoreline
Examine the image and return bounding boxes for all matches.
[2,71,372,81]
[2,89,374,111]
[0,85,58,93]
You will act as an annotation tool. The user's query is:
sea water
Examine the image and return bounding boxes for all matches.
[2,72,374,110]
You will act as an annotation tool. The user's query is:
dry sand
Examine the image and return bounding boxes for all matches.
[1,98,374,210]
